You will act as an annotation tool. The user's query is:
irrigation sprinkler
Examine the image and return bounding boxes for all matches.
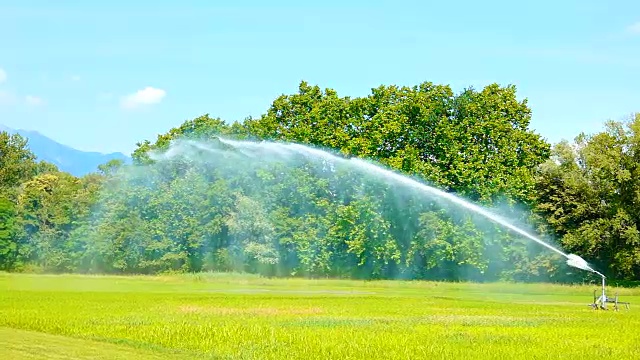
[588,273,630,311]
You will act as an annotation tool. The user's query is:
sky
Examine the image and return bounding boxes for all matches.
[1,0,639,154]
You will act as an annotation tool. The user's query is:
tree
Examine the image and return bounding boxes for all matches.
[0,132,38,199]
[244,81,550,204]
[0,196,17,270]
[535,113,640,279]
[0,132,59,271]
[132,114,233,164]
[97,159,125,176]
[15,172,85,272]
[5,79,576,282]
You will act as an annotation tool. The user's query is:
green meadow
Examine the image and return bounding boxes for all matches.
[1,272,638,359]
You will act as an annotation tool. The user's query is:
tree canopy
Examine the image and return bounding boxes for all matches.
[0,80,636,282]
[534,114,640,279]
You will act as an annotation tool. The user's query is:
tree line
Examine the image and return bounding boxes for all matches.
[1,80,638,282]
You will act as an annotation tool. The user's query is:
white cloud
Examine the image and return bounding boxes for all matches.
[25,95,45,106]
[121,86,166,109]
[71,75,81,82]
[627,22,640,34]
[0,68,6,83]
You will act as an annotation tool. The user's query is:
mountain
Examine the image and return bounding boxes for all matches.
[0,125,130,176]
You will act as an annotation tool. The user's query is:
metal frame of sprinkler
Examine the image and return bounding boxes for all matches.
[565,254,630,310]
[588,272,630,311]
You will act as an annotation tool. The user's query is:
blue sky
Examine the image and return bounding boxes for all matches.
[1,0,639,154]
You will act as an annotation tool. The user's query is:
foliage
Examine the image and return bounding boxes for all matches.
[0,132,38,199]
[0,197,17,270]
[534,114,640,279]
[244,81,550,203]
[0,131,62,271]
[1,81,638,282]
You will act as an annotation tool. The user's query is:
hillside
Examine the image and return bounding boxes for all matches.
[0,125,130,176]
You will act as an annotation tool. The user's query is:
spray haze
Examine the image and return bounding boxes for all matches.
[220,138,598,275]
[84,136,599,279]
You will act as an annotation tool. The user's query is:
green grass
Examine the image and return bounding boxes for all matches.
[1,272,639,359]
[0,327,195,360]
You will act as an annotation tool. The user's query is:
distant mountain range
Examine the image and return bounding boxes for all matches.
[1,124,130,177]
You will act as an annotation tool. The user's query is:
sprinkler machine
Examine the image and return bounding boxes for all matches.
[588,273,630,311]
[565,254,629,310]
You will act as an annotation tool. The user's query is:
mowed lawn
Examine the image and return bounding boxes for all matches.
[1,272,638,359]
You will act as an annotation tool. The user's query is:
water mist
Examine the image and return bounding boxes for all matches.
[154,137,601,277]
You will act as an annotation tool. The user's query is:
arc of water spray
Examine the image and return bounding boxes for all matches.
[212,138,602,277]
[349,159,603,277]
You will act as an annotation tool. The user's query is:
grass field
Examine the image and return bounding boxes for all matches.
[1,272,639,359]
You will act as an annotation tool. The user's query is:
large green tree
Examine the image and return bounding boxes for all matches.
[0,132,38,198]
[244,81,550,204]
[535,113,640,279]
[15,172,84,271]
[0,131,60,271]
